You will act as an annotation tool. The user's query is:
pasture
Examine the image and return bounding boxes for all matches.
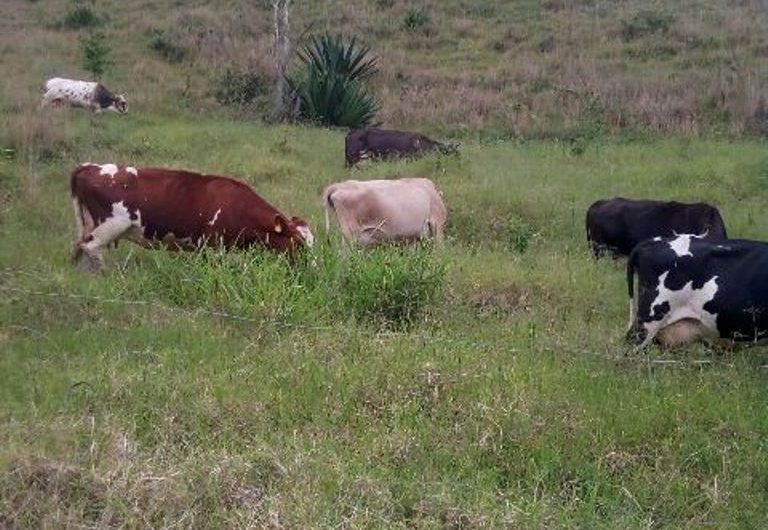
[3,115,768,527]
[4,0,768,527]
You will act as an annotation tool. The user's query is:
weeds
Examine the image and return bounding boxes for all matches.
[403,8,430,31]
[213,68,270,108]
[148,29,186,63]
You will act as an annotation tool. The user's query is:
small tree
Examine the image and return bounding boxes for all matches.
[80,32,112,79]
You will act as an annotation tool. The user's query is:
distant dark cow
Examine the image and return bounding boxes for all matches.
[71,163,313,270]
[345,128,457,167]
[586,198,727,258]
[627,235,768,349]
[42,78,128,113]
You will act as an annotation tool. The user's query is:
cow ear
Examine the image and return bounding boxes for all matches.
[273,214,289,233]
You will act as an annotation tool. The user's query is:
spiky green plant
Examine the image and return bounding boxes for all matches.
[287,33,379,127]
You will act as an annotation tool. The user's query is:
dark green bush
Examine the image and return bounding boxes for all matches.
[149,29,186,63]
[287,33,379,127]
[403,8,429,30]
[63,6,99,29]
[621,10,675,41]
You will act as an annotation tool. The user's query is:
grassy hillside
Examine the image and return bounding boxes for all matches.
[3,0,768,136]
[4,1,768,528]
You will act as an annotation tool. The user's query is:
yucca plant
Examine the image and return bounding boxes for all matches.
[287,33,380,127]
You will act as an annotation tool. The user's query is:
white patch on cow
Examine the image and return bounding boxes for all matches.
[638,271,719,349]
[207,208,222,226]
[296,224,315,247]
[653,236,662,241]
[126,166,138,176]
[80,201,134,261]
[99,164,119,178]
[667,233,707,258]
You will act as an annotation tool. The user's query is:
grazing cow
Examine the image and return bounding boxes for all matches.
[41,77,128,113]
[586,198,727,258]
[627,235,768,349]
[322,178,446,246]
[345,128,457,167]
[70,163,313,270]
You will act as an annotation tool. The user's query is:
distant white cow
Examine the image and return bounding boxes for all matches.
[41,77,128,113]
[322,177,447,246]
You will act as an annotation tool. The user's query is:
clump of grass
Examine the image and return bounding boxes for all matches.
[621,10,675,41]
[148,29,186,63]
[336,245,446,329]
[497,215,537,254]
[62,5,100,29]
[403,8,429,31]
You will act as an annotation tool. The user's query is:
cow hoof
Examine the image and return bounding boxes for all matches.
[73,247,103,273]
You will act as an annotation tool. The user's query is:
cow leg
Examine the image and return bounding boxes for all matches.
[74,206,133,271]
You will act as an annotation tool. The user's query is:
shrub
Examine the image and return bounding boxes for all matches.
[621,10,675,41]
[213,68,270,107]
[403,8,429,30]
[62,5,99,29]
[79,32,112,79]
[336,245,446,329]
[287,33,379,127]
[149,29,186,63]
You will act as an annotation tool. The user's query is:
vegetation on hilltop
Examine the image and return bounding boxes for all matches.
[2,0,768,136]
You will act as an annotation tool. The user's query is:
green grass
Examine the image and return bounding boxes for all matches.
[3,114,768,527]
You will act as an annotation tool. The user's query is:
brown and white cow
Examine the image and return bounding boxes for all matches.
[42,78,128,114]
[322,178,446,246]
[71,163,313,270]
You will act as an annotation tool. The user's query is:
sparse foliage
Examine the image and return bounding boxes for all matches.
[621,10,675,41]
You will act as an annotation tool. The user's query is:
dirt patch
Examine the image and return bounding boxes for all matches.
[469,285,530,316]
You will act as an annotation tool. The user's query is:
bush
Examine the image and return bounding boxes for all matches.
[287,33,379,127]
[336,245,446,329]
[62,5,99,29]
[149,29,186,63]
[80,32,112,79]
[621,10,675,41]
[403,8,429,30]
[213,68,270,107]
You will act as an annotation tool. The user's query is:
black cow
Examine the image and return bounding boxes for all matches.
[586,198,727,258]
[345,128,457,167]
[627,235,768,349]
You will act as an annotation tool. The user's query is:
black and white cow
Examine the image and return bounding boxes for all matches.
[627,234,768,349]
[586,198,727,258]
[41,77,128,113]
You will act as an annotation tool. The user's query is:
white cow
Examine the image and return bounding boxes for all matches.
[41,77,128,113]
[322,177,447,246]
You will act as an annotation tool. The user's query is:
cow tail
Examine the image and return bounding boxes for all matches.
[323,185,337,233]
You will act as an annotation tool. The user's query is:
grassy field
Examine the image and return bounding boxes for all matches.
[4,0,768,528]
[3,112,768,527]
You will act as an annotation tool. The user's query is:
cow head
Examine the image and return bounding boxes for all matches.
[271,214,314,250]
[113,95,128,114]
